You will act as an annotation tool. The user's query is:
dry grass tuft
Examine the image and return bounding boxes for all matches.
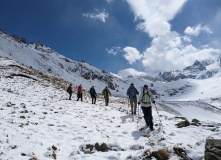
[152,148,170,160]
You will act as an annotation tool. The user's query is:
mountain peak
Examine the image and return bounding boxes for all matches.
[11,34,28,45]
[183,60,206,73]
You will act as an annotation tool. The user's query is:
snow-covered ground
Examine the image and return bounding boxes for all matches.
[0,58,221,160]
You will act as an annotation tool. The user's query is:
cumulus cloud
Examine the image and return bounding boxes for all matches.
[124,0,221,73]
[184,24,213,36]
[118,68,147,77]
[123,47,143,64]
[143,40,220,71]
[127,0,187,37]
[106,47,122,55]
[83,9,109,23]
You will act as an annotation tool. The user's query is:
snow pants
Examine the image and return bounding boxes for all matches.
[77,92,82,101]
[104,96,109,106]
[130,98,137,114]
[142,106,153,129]
[69,93,72,100]
[91,95,96,104]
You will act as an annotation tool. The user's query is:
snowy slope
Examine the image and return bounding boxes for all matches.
[0,29,129,96]
[1,28,221,105]
[0,57,221,160]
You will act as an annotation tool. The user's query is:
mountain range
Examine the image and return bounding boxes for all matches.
[1,28,221,100]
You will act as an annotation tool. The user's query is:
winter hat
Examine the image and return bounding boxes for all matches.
[144,85,148,88]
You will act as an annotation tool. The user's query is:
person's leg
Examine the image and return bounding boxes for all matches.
[69,93,71,100]
[94,96,96,104]
[76,92,80,101]
[105,96,108,106]
[80,93,83,101]
[147,107,153,130]
[142,107,149,126]
[134,98,137,114]
[130,99,134,114]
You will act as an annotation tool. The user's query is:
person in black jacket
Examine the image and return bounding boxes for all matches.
[90,86,97,104]
[67,84,73,100]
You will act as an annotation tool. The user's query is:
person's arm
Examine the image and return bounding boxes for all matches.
[126,88,130,96]
[135,88,139,94]
[149,91,155,103]
[108,90,111,95]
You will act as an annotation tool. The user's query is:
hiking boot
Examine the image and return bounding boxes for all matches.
[150,127,154,131]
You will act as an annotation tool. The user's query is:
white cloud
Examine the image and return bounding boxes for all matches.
[118,68,147,77]
[142,35,221,71]
[127,0,187,37]
[184,24,213,36]
[106,47,122,55]
[83,9,109,23]
[124,0,221,73]
[123,47,143,64]
[183,36,192,43]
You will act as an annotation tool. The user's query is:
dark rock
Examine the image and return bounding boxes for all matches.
[52,145,57,151]
[173,147,192,160]
[86,144,93,151]
[95,143,109,152]
[12,34,28,45]
[192,119,200,123]
[205,139,221,160]
[176,120,190,128]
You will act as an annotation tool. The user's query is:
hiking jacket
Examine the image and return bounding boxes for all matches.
[67,86,72,94]
[138,89,154,107]
[78,86,83,93]
[90,88,97,96]
[102,89,111,96]
[127,87,139,100]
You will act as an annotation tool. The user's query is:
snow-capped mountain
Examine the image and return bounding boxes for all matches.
[1,28,221,102]
[1,56,221,160]
[0,29,130,96]
[155,59,221,82]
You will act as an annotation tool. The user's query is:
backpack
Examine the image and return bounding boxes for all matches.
[141,88,151,103]
[67,86,71,93]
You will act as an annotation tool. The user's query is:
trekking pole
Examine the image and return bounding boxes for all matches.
[154,103,165,133]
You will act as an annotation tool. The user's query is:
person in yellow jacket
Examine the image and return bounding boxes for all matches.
[138,85,155,131]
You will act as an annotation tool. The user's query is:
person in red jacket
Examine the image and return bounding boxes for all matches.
[76,84,84,101]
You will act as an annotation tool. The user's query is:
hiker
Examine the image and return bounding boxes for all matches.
[102,87,111,106]
[138,85,155,131]
[67,84,73,100]
[76,84,84,101]
[90,86,97,104]
[127,83,139,115]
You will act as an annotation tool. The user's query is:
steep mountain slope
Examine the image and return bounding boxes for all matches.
[0,29,129,96]
[0,57,220,160]
[1,28,221,104]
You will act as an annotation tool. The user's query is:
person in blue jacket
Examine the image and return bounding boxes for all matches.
[90,86,97,104]
[127,83,139,115]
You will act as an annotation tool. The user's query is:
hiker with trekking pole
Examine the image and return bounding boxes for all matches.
[138,85,155,131]
[102,87,111,106]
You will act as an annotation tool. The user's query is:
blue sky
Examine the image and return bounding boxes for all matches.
[0,0,220,76]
